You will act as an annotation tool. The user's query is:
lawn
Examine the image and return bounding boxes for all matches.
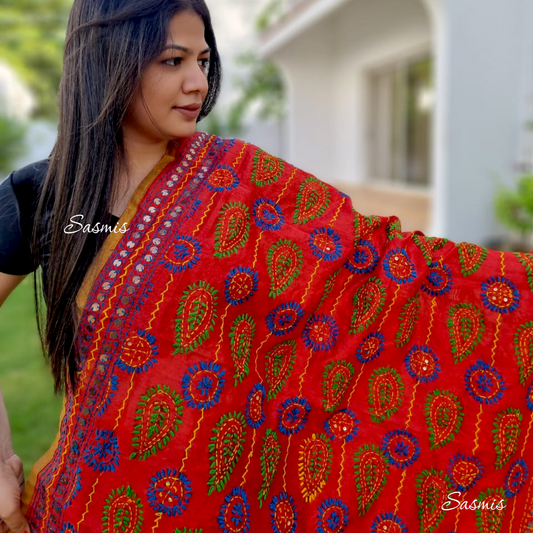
[0,274,63,477]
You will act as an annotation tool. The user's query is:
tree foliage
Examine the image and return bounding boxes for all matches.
[0,0,73,119]
[228,51,286,135]
[0,114,27,174]
[495,175,533,236]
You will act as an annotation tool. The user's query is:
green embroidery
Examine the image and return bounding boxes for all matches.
[353,444,389,516]
[131,384,183,460]
[214,201,250,258]
[207,411,247,495]
[425,389,464,449]
[368,367,404,423]
[174,280,218,355]
[267,239,303,297]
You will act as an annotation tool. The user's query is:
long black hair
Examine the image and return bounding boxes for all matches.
[30,0,222,394]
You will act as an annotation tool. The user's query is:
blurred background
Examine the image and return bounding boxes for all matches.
[1,0,533,473]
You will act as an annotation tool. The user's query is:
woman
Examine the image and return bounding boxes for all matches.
[0,0,532,532]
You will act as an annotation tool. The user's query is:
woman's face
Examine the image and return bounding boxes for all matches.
[123,10,211,143]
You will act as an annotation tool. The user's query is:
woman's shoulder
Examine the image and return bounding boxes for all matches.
[10,158,50,198]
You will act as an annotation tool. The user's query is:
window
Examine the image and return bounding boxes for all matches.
[367,54,434,187]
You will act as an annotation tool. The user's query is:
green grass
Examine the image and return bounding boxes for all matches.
[0,275,63,477]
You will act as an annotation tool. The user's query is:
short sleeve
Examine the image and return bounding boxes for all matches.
[0,172,35,275]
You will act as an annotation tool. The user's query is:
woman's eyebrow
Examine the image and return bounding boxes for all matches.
[162,44,211,54]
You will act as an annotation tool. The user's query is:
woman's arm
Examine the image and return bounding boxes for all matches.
[0,273,26,308]
[0,273,32,533]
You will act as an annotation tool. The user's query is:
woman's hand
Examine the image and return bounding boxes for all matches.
[0,454,30,533]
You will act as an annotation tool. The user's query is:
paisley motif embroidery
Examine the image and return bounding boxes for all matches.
[457,242,487,277]
[206,164,239,191]
[258,429,282,507]
[383,248,417,284]
[481,276,520,313]
[368,367,404,423]
[344,239,378,275]
[302,314,339,352]
[350,277,386,334]
[181,361,226,410]
[162,235,202,273]
[267,240,303,297]
[118,330,158,374]
[447,454,484,492]
[425,390,464,449]
[269,492,297,533]
[207,412,247,495]
[265,340,297,400]
[415,469,451,533]
[298,433,332,502]
[102,485,143,533]
[356,332,385,364]
[386,219,403,242]
[266,302,305,336]
[405,345,441,383]
[324,409,359,442]
[214,202,250,258]
[229,314,256,386]
[316,269,341,311]
[245,383,266,428]
[251,149,284,187]
[395,294,420,349]
[465,360,505,405]
[293,176,330,225]
[322,360,355,412]
[369,513,408,533]
[421,262,453,296]
[504,458,529,498]
[174,280,218,355]
[514,321,533,385]
[492,408,522,470]
[475,487,507,533]
[278,397,311,436]
[130,384,183,460]
[447,303,485,363]
[218,487,250,533]
[309,227,343,262]
[147,469,191,516]
[515,251,533,291]
[382,429,421,469]
[224,266,259,305]
[253,198,285,231]
[353,444,390,516]
[413,234,447,265]
[316,498,350,533]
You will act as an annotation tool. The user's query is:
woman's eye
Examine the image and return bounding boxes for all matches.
[164,57,182,66]
[199,58,211,73]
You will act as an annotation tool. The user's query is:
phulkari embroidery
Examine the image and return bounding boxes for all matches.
[21,132,533,532]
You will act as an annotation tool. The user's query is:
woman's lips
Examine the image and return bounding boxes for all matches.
[173,106,200,119]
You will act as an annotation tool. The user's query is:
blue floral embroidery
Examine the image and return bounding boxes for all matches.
[253,198,285,231]
[83,429,120,472]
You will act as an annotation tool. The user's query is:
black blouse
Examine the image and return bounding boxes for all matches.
[0,160,120,280]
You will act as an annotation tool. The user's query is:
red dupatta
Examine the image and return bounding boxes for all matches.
[21,131,533,532]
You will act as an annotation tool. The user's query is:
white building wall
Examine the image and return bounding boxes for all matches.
[427,0,532,243]
[263,0,533,244]
[268,0,432,188]
[271,17,337,182]
[330,0,432,188]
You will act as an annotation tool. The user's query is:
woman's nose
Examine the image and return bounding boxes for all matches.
[183,62,209,95]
